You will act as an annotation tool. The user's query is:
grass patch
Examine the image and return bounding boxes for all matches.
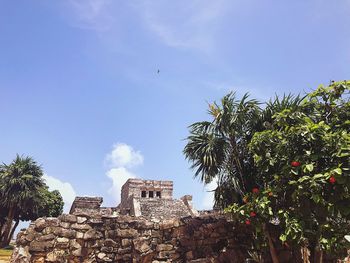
[0,248,12,261]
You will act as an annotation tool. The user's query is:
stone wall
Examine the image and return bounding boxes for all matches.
[11,213,250,263]
[139,199,194,219]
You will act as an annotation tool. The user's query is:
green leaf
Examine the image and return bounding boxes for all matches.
[333,168,342,175]
[305,163,314,172]
[280,234,287,242]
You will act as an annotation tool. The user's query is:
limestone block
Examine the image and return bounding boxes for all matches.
[34,218,47,232]
[37,233,55,241]
[156,244,173,252]
[103,238,118,247]
[71,223,92,231]
[121,238,131,247]
[83,229,103,240]
[60,221,71,229]
[77,216,88,224]
[54,228,76,239]
[46,249,66,262]
[58,214,77,223]
[116,228,139,238]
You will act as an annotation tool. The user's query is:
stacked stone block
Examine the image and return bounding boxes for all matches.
[11,213,249,263]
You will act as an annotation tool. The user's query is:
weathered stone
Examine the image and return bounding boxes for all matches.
[186,250,194,260]
[76,231,84,239]
[134,238,151,254]
[54,227,76,238]
[116,228,139,238]
[156,244,173,252]
[56,237,69,243]
[32,256,45,263]
[34,218,47,231]
[37,233,55,241]
[29,240,54,252]
[121,239,131,247]
[60,221,71,229]
[42,226,55,235]
[101,246,114,253]
[117,247,131,254]
[11,194,253,263]
[159,219,175,230]
[46,250,66,262]
[24,232,36,242]
[58,214,77,223]
[104,238,117,247]
[97,252,106,259]
[70,240,82,257]
[71,223,92,231]
[56,237,70,249]
[88,217,103,224]
[10,246,31,263]
[83,229,103,240]
[77,216,88,223]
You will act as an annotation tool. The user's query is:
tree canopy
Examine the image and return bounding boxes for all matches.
[184,80,350,262]
[0,155,63,247]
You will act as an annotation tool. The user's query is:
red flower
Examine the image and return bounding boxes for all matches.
[329,176,336,184]
[245,220,251,225]
[291,161,301,167]
[250,211,256,217]
[252,188,259,194]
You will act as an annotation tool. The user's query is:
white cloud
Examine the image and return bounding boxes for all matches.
[63,0,233,52]
[105,143,144,168]
[105,143,143,204]
[132,0,231,52]
[43,174,77,213]
[201,179,217,210]
[106,167,137,204]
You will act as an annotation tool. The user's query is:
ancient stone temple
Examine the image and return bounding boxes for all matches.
[119,179,198,218]
[10,178,301,262]
[69,179,199,219]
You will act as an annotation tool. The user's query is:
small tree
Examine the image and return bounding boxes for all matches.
[0,155,64,247]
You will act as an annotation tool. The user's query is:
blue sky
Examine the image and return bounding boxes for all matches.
[1,0,350,212]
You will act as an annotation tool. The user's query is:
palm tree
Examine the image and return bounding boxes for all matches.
[184,92,304,263]
[0,155,44,247]
[183,92,304,208]
[184,92,262,208]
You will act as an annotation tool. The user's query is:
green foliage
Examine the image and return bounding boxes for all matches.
[0,155,64,246]
[185,80,350,259]
[184,92,263,207]
[184,91,305,208]
[225,80,350,257]
[38,189,64,218]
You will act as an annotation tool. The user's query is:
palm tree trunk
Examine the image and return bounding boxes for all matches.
[301,246,310,263]
[263,223,280,263]
[230,137,247,192]
[5,219,19,246]
[0,205,15,248]
[313,245,323,263]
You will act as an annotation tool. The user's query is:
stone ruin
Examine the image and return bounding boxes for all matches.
[10,179,323,262]
[11,179,254,262]
[69,179,199,220]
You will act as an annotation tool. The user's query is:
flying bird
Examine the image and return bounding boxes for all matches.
[157,69,160,74]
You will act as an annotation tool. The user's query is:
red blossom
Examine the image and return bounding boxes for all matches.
[250,211,256,217]
[329,176,336,184]
[252,188,259,194]
[291,161,301,167]
[245,220,251,225]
